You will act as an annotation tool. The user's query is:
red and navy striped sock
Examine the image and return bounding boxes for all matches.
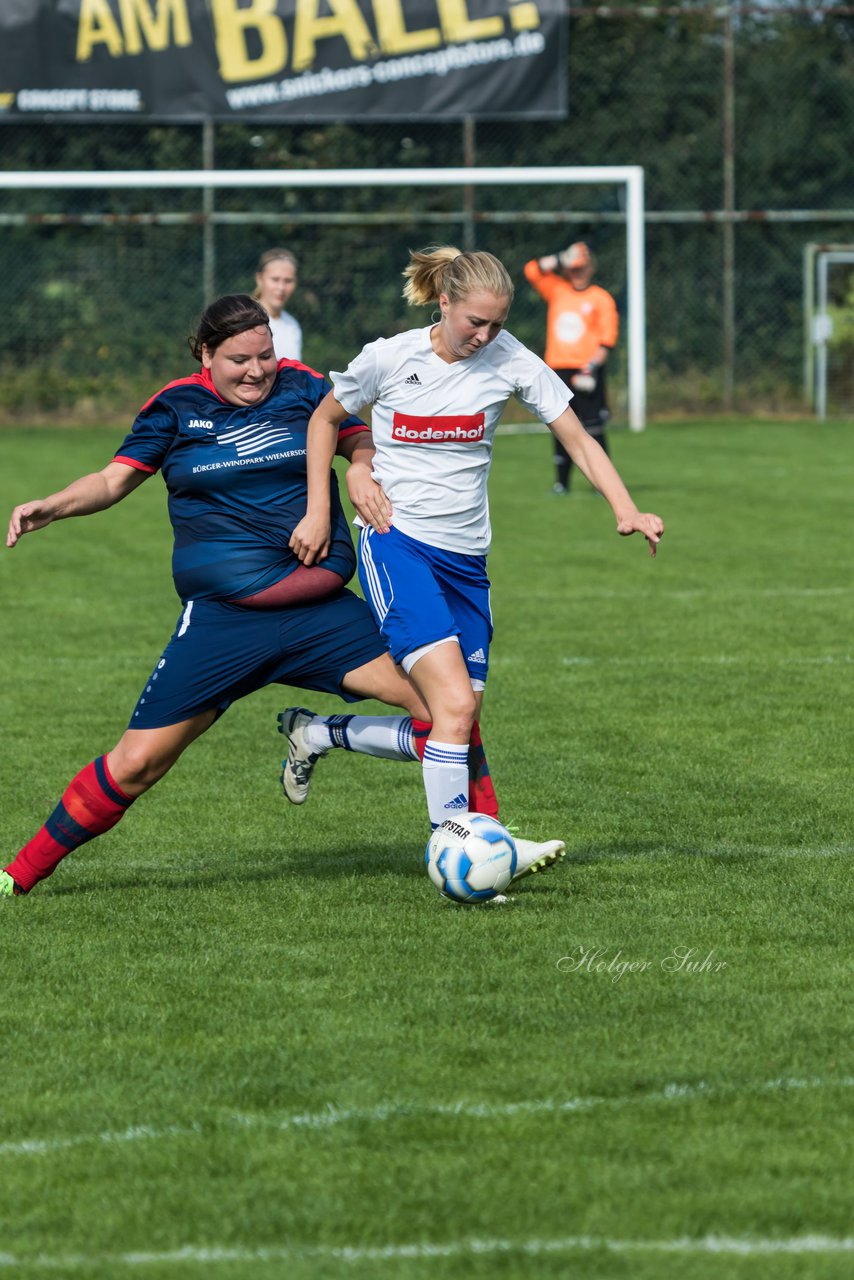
[468,719,499,818]
[5,756,135,893]
[411,719,432,761]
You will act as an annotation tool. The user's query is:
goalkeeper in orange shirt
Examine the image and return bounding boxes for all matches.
[524,242,619,494]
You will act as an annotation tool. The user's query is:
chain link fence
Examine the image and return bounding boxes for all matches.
[0,3,852,424]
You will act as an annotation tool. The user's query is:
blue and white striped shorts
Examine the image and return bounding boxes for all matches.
[358,524,493,685]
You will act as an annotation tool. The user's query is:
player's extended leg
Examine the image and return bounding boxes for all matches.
[400,638,477,829]
[402,643,563,875]
[278,647,498,815]
[338,649,429,721]
[345,524,560,868]
[1,711,216,896]
[277,649,426,803]
[279,708,497,814]
[280,639,475,828]
[278,647,563,878]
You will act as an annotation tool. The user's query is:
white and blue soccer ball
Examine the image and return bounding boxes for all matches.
[425,812,517,904]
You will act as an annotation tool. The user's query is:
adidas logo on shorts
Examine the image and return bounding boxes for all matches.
[403,372,422,385]
[467,647,487,664]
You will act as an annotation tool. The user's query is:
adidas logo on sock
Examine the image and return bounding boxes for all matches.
[444,792,468,810]
[467,647,487,663]
[403,372,422,385]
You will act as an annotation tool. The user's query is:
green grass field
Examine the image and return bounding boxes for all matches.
[0,419,851,1278]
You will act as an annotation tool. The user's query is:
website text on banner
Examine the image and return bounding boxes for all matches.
[0,1,567,121]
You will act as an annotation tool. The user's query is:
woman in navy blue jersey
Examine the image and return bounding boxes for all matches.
[1,295,429,898]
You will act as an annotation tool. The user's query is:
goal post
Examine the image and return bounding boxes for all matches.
[0,165,646,429]
[803,242,854,419]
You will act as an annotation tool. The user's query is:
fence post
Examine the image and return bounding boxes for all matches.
[463,117,476,251]
[722,2,736,412]
[203,118,216,305]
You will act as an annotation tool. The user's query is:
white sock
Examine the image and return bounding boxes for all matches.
[305,714,418,761]
[422,739,469,829]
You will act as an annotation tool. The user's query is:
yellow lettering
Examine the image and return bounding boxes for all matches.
[118,0,191,57]
[76,0,125,60]
[292,0,376,73]
[208,0,287,83]
[509,3,541,32]
[437,0,503,43]
[373,0,440,55]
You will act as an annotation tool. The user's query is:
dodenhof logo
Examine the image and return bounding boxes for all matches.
[391,411,485,443]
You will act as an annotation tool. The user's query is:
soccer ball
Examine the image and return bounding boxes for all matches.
[425,812,517,904]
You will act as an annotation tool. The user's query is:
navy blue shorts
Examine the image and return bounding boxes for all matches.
[358,525,493,686]
[128,590,387,730]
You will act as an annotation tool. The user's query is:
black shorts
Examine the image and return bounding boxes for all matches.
[555,366,609,433]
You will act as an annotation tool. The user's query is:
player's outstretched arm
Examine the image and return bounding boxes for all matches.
[548,407,664,558]
[6,462,149,549]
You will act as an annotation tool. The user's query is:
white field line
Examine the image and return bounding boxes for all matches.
[495,420,550,434]
[1,1233,853,1270]
[523,586,850,602]
[1,1074,851,1160]
[629,845,854,860]
[0,1123,201,1158]
[557,651,853,667]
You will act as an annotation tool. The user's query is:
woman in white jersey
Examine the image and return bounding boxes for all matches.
[254,247,303,361]
[283,247,664,879]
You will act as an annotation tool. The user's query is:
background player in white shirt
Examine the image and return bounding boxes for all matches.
[282,247,664,882]
[254,247,303,362]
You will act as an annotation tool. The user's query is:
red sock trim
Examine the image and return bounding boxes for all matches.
[467,719,499,818]
[6,756,135,892]
[411,719,432,762]
[96,754,134,805]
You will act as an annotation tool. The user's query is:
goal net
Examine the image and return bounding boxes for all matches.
[0,165,645,428]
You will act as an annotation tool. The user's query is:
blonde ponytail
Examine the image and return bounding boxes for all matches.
[402,246,514,308]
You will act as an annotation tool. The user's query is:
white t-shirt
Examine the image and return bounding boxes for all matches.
[331,326,571,554]
[268,311,302,361]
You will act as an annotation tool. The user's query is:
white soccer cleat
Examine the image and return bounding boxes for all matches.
[277,707,328,805]
[510,837,567,882]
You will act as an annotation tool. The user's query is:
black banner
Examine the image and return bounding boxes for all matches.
[0,1,566,122]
